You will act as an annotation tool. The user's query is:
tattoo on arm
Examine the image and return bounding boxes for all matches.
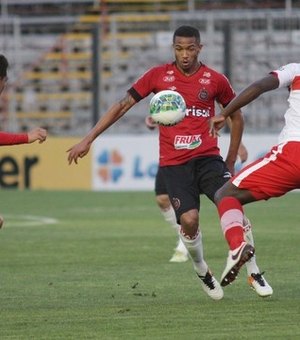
[119,93,134,106]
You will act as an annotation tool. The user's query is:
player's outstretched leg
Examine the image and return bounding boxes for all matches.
[218,197,255,287]
[243,217,273,297]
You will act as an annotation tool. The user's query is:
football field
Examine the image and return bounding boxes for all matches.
[0,190,299,339]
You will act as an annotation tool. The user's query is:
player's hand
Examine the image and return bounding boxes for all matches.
[209,114,226,137]
[238,142,248,163]
[67,139,91,165]
[225,159,235,176]
[145,116,158,130]
[28,127,47,144]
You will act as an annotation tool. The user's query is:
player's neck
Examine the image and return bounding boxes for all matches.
[177,61,202,76]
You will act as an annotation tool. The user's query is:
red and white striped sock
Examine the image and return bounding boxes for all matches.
[218,197,245,250]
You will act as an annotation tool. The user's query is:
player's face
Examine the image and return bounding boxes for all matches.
[0,76,7,95]
[173,36,202,74]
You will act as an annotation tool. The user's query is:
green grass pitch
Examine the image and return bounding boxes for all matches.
[0,190,299,339]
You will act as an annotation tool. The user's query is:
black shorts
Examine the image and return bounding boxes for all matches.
[159,156,231,220]
[155,167,167,196]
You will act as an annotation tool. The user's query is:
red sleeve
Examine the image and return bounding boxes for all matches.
[216,73,236,107]
[128,66,161,101]
[0,132,28,145]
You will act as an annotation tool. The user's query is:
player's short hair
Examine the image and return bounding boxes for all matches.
[0,54,9,78]
[173,25,201,43]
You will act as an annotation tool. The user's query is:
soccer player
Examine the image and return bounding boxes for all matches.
[67,25,272,300]
[209,62,300,289]
[0,54,47,228]
[145,115,248,264]
[145,115,188,262]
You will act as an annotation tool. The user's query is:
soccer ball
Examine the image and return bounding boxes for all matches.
[149,90,186,126]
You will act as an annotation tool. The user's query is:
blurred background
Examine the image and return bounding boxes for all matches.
[0,1,299,190]
[0,0,299,136]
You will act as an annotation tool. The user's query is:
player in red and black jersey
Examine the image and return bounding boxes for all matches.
[145,114,249,264]
[0,54,47,228]
[0,55,47,146]
[67,26,272,299]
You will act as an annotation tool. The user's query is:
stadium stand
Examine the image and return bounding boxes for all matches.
[0,1,300,134]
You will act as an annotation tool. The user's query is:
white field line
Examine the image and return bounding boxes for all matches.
[3,214,58,227]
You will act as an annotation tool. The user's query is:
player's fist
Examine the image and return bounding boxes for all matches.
[209,114,226,137]
[28,127,47,144]
[238,142,248,163]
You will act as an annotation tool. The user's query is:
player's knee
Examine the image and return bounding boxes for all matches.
[156,194,171,210]
[180,209,198,231]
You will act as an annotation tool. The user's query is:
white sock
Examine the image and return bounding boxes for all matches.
[243,215,260,275]
[160,206,179,231]
[175,238,187,253]
[160,207,187,254]
[179,230,208,276]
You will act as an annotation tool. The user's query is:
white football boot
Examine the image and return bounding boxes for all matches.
[221,242,255,286]
[197,270,224,300]
[248,272,273,297]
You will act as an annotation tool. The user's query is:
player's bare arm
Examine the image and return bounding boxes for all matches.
[226,116,248,163]
[214,104,244,174]
[237,142,248,163]
[28,127,47,144]
[210,74,279,137]
[224,109,244,175]
[67,93,136,164]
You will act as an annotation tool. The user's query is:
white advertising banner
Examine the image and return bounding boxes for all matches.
[92,134,279,191]
[92,134,159,191]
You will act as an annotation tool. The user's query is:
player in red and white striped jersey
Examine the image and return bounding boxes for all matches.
[210,63,300,289]
[68,26,272,299]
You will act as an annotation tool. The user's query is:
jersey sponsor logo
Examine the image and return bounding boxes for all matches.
[199,78,211,85]
[163,75,175,82]
[167,70,174,75]
[203,71,211,78]
[174,134,202,150]
[186,106,210,117]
